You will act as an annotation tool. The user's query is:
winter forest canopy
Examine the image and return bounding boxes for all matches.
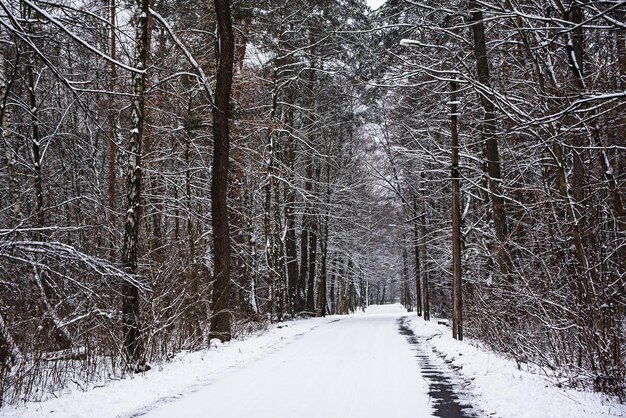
[0,0,624,406]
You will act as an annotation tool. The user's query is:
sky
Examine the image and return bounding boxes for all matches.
[367,0,386,10]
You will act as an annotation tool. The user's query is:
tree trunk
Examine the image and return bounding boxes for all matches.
[317,213,328,317]
[284,187,298,315]
[305,214,318,313]
[107,0,117,240]
[451,80,463,341]
[419,173,430,321]
[25,58,44,229]
[299,13,318,314]
[121,0,150,369]
[283,108,299,316]
[329,259,336,314]
[412,195,422,316]
[468,0,510,275]
[262,151,276,318]
[272,171,285,321]
[609,18,626,367]
[184,136,201,347]
[317,160,332,317]
[209,0,235,342]
[297,215,309,313]
[0,36,21,224]
[402,237,412,311]
[229,13,252,319]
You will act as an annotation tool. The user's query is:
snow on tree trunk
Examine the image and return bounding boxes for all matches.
[121,0,150,370]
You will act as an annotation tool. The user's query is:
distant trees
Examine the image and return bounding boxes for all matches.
[243,0,377,320]
[374,0,625,396]
[0,0,399,404]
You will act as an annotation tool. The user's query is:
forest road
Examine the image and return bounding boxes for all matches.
[133,304,458,418]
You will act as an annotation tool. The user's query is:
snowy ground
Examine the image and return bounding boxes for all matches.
[137,304,432,418]
[408,316,625,418]
[0,316,335,418]
[1,305,623,418]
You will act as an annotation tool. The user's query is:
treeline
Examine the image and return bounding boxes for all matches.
[0,0,393,404]
[372,0,625,397]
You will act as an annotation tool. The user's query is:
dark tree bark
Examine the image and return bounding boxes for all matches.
[272,171,285,321]
[419,173,430,321]
[468,0,510,274]
[297,214,309,312]
[121,0,150,369]
[316,160,332,317]
[0,38,21,224]
[185,135,202,346]
[299,11,318,314]
[229,14,253,318]
[283,107,299,316]
[107,0,117,225]
[450,80,463,341]
[412,195,422,316]
[209,0,235,342]
[284,185,298,314]
[305,213,318,313]
[606,20,626,369]
[329,258,336,314]
[565,2,587,239]
[25,58,44,229]
[403,240,412,312]
[316,214,328,317]
[564,3,593,299]
[263,48,282,320]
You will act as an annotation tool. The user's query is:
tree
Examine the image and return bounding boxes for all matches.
[120,0,151,370]
[450,80,462,341]
[467,0,510,276]
[209,0,235,342]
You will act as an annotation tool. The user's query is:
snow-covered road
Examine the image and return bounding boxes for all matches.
[3,304,623,418]
[136,305,434,418]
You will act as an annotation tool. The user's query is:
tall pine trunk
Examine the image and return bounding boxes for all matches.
[209,0,235,342]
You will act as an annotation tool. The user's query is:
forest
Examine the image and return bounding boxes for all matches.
[0,0,624,407]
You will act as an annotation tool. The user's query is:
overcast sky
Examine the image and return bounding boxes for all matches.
[367,0,386,10]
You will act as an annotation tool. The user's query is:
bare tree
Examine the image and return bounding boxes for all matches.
[209,0,235,342]
[120,0,151,370]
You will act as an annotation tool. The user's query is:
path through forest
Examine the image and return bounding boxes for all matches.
[131,305,474,418]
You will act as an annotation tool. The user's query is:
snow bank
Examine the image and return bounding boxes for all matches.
[0,317,337,418]
[409,316,625,418]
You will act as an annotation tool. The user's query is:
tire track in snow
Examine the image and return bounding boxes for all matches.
[398,316,482,418]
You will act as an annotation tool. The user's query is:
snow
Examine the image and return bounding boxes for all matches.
[399,38,418,47]
[138,304,432,418]
[0,318,334,418]
[408,316,626,418]
[367,0,386,10]
[2,305,623,418]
